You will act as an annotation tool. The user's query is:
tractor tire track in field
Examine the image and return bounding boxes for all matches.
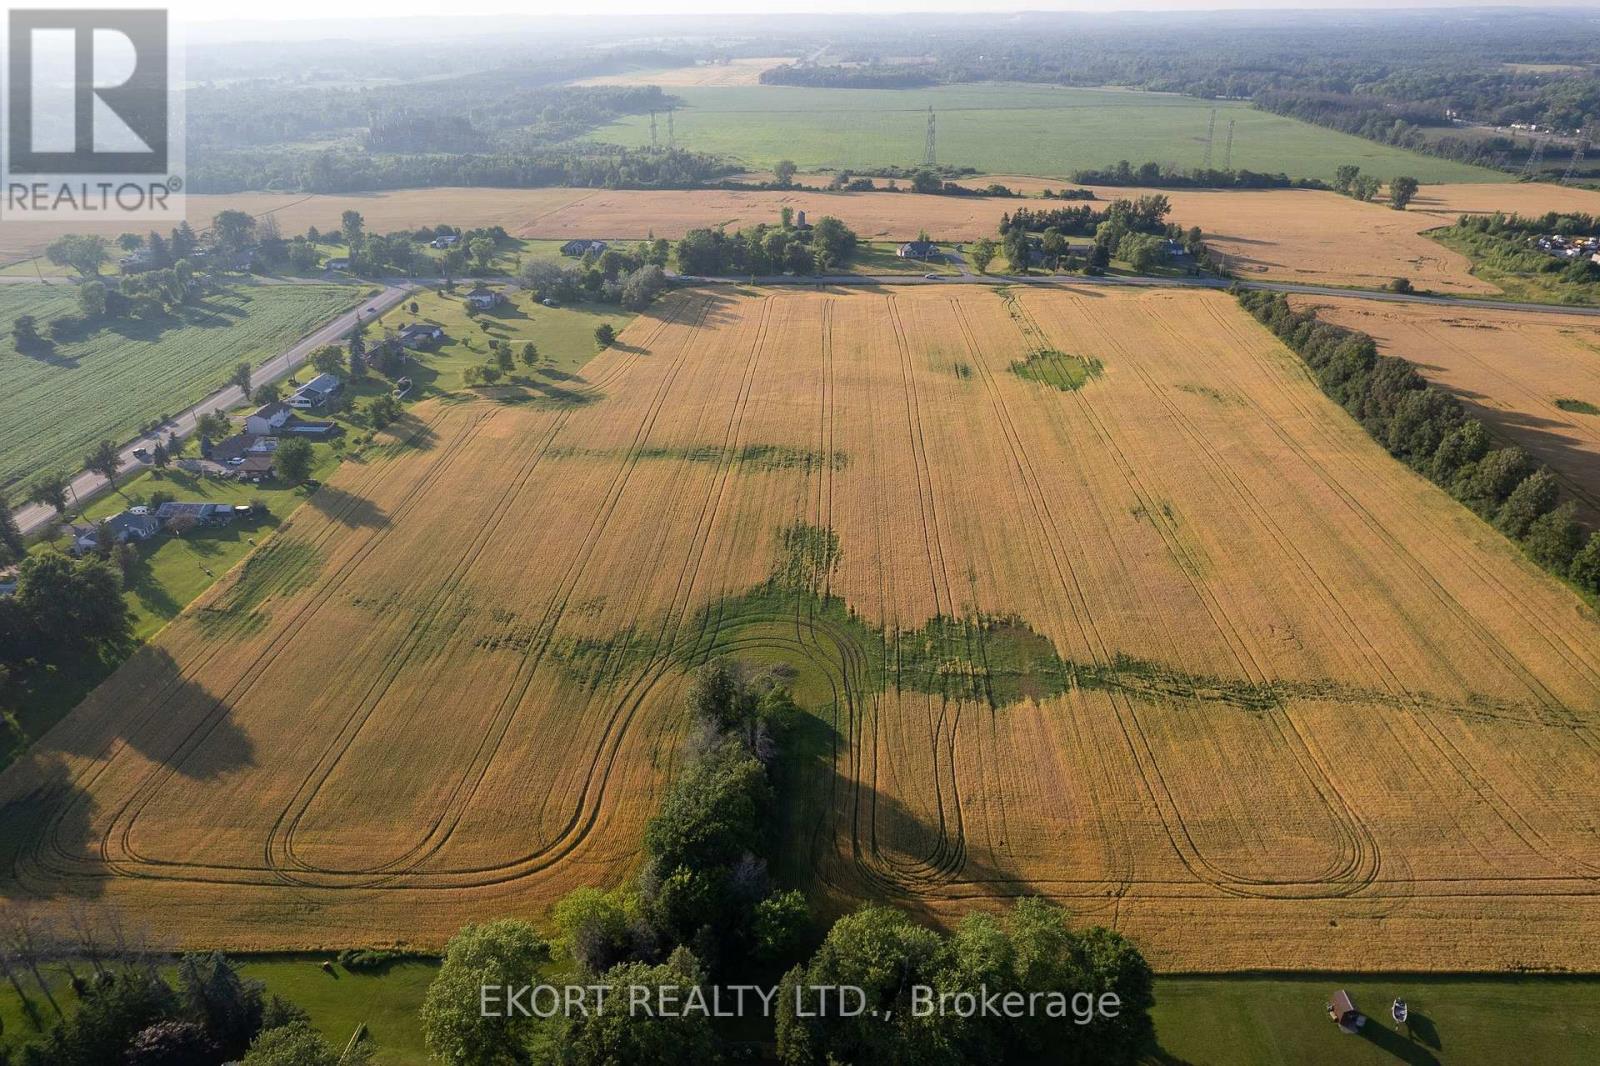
[1005,292,1382,899]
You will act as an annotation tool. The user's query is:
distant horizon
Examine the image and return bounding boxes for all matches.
[171,0,1600,28]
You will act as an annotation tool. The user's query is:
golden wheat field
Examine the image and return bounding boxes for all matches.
[1293,296,1600,525]
[3,286,1600,971]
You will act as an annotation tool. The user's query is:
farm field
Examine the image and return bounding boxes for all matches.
[581,84,1506,184]
[573,56,790,87]
[3,287,1600,971]
[0,283,357,497]
[1290,297,1600,525]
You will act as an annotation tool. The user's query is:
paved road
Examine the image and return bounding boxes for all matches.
[11,282,413,538]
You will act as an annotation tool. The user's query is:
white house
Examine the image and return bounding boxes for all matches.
[465,285,503,310]
[245,401,293,436]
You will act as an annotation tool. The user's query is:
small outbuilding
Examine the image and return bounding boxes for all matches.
[1327,990,1363,1033]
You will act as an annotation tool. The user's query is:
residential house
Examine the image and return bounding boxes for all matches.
[300,372,343,405]
[430,234,460,249]
[465,285,504,310]
[155,502,235,528]
[560,239,607,258]
[327,256,351,270]
[897,240,941,260]
[74,508,160,553]
[245,401,293,437]
[237,455,277,480]
[398,323,446,350]
[210,433,279,463]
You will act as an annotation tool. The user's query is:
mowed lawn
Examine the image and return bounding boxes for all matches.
[1152,975,1600,1065]
[0,282,357,497]
[584,83,1506,185]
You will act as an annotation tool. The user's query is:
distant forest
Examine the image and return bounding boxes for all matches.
[179,9,1600,193]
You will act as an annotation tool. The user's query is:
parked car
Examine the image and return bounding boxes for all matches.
[132,448,151,463]
[227,456,245,466]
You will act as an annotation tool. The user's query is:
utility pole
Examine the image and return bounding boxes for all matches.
[1201,108,1217,170]
[1562,128,1589,185]
[1520,135,1549,178]
[923,106,937,168]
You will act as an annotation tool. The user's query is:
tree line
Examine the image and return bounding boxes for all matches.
[674,213,859,276]
[1238,291,1600,595]
[1071,160,1320,191]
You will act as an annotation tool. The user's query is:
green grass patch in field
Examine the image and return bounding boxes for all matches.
[1010,348,1103,390]
[0,282,358,497]
[1555,397,1600,415]
[1428,227,1600,306]
[584,84,1505,185]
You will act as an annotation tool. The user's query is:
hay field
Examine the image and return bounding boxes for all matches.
[573,57,789,87]
[1291,296,1600,525]
[3,287,1600,972]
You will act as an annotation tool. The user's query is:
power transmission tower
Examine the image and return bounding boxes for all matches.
[922,106,937,168]
[1520,135,1549,177]
[1201,108,1217,169]
[649,111,658,151]
[1562,129,1589,185]
[1222,119,1235,170]
[667,107,675,150]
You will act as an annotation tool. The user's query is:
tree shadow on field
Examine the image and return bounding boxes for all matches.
[772,696,1048,926]
[0,756,107,900]
[48,646,257,785]
[304,485,389,528]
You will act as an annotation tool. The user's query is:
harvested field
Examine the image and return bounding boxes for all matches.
[573,57,789,87]
[3,287,1600,972]
[1291,296,1600,525]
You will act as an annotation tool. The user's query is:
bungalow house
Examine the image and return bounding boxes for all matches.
[897,240,941,260]
[398,323,446,350]
[465,285,504,310]
[155,501,235,528]
[326,256,351,271]
[245,401,293,437]
[560,239,607,258]
[210,432,279,463]
[237,455,276,480]
[74,508,160,553]
[430,234,460,249]
[300,372,343,405]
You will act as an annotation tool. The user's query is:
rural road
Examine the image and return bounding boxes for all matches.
[10,282,413,538]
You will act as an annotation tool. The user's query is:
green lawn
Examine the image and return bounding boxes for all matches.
[1150,974,1600,1065]
[0,955,439,1065]
[369,285,635,395]
[5,964,1592,1065]
[584,84,1507,185]
[0,282,358,497]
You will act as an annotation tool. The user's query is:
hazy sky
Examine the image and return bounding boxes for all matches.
[167,0,1597,25]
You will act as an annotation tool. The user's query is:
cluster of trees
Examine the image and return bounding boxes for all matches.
[419,659,1159,1065]
[1002,195,1171,239]
[1239,291,1600,594]
[0,552,130,745]
[675,214,859,276]
[776,901,1154,1066]
[0,908,356,1066]
[760,63,939,90]
[1444,211,1600,285]
[1071,160,1319,190]
[1330,166,1419,209]
[991,196,1210,276]
[36,227,204,332]
[191,145,735,195]
[519,242,672,309]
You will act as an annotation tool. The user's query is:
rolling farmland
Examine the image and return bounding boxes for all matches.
[0,283,358,496]
[582,84,1507,184]
[1293,297,1600,525]
[3,287,1600,971]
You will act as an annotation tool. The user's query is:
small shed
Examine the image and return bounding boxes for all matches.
[1327,990,1363,1032]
